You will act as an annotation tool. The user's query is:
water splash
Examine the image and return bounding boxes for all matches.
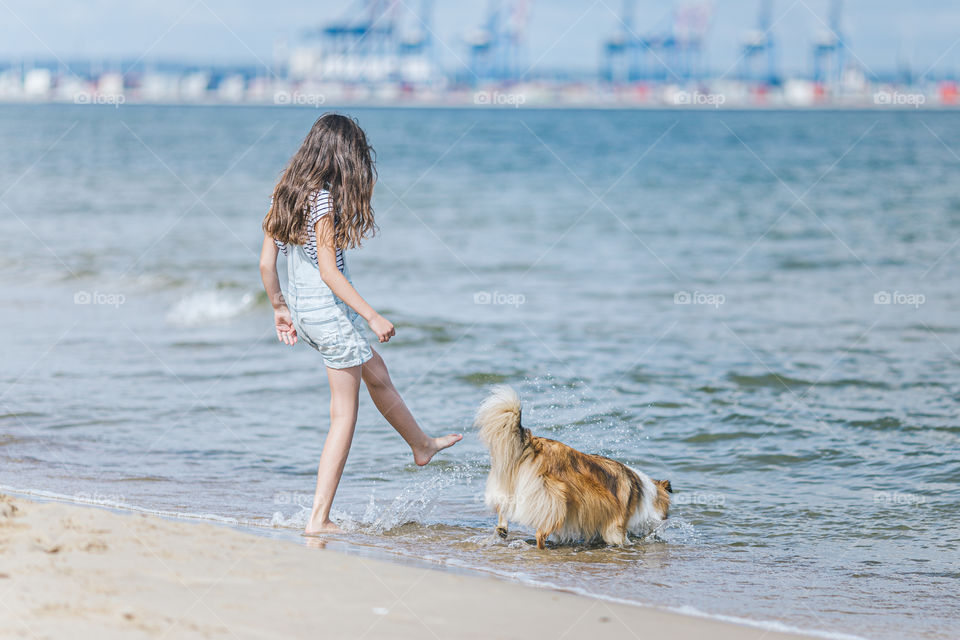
[165,289,257,327]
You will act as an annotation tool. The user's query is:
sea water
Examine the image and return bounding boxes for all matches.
[1,105,958,639]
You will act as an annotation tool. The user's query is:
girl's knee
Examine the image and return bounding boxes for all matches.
[329,404,358,425]
[328,389,360,421]
[363,359,393,391]
[365,371,392,392]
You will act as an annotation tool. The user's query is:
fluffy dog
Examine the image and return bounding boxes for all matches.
[476,386,672,549]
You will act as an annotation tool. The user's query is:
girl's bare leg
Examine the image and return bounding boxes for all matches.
[305,364,362,535]
[361,349,462,466]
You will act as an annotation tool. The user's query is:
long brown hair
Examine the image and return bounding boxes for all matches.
[263,113,377,250]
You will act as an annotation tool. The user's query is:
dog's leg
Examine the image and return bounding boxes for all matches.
[495,506,508,539]
[602,523,627,546]
[535,527,552,550]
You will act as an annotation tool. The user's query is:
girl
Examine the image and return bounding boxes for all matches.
[259,114,462,535]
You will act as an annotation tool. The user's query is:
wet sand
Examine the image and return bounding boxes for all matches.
[0,494,820,639]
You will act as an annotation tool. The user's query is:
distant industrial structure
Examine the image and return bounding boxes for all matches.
[811,0,845,86]
[738,0,779,86]
[289,0,440,87]
[0,0,956,108]
[465,0,532,84]
[601,0,714,84]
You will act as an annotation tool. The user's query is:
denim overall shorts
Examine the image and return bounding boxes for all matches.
[285,243,373,369]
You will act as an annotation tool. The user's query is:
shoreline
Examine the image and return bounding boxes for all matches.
[0,492,834,639]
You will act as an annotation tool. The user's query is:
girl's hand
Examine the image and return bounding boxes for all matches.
[368,313,395,343]
[274,306,297,345]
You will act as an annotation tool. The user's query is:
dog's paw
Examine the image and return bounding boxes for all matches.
[495,526,508,539]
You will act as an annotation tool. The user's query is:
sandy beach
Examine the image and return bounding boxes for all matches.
[0,493,823,640]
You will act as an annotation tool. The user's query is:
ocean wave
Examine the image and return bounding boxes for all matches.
[165,289,259,327]
[0,485,259,528]
[728,372,890,391]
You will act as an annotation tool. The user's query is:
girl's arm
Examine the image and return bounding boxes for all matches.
[315,216,395,343]
[259,233,298,345]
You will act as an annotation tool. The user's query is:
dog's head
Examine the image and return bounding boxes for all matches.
[653,479,672,519]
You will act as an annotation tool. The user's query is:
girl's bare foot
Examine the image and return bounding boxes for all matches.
[304,520,343,536]
[413,433,463,466]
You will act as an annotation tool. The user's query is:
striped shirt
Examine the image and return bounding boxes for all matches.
[273,189,344,273]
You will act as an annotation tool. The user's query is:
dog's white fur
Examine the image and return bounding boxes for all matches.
[476,386,671,548]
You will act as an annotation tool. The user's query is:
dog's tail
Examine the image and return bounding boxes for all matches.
[475,385,525,462]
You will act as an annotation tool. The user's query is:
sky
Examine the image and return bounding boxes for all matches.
[0,1,958,78]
